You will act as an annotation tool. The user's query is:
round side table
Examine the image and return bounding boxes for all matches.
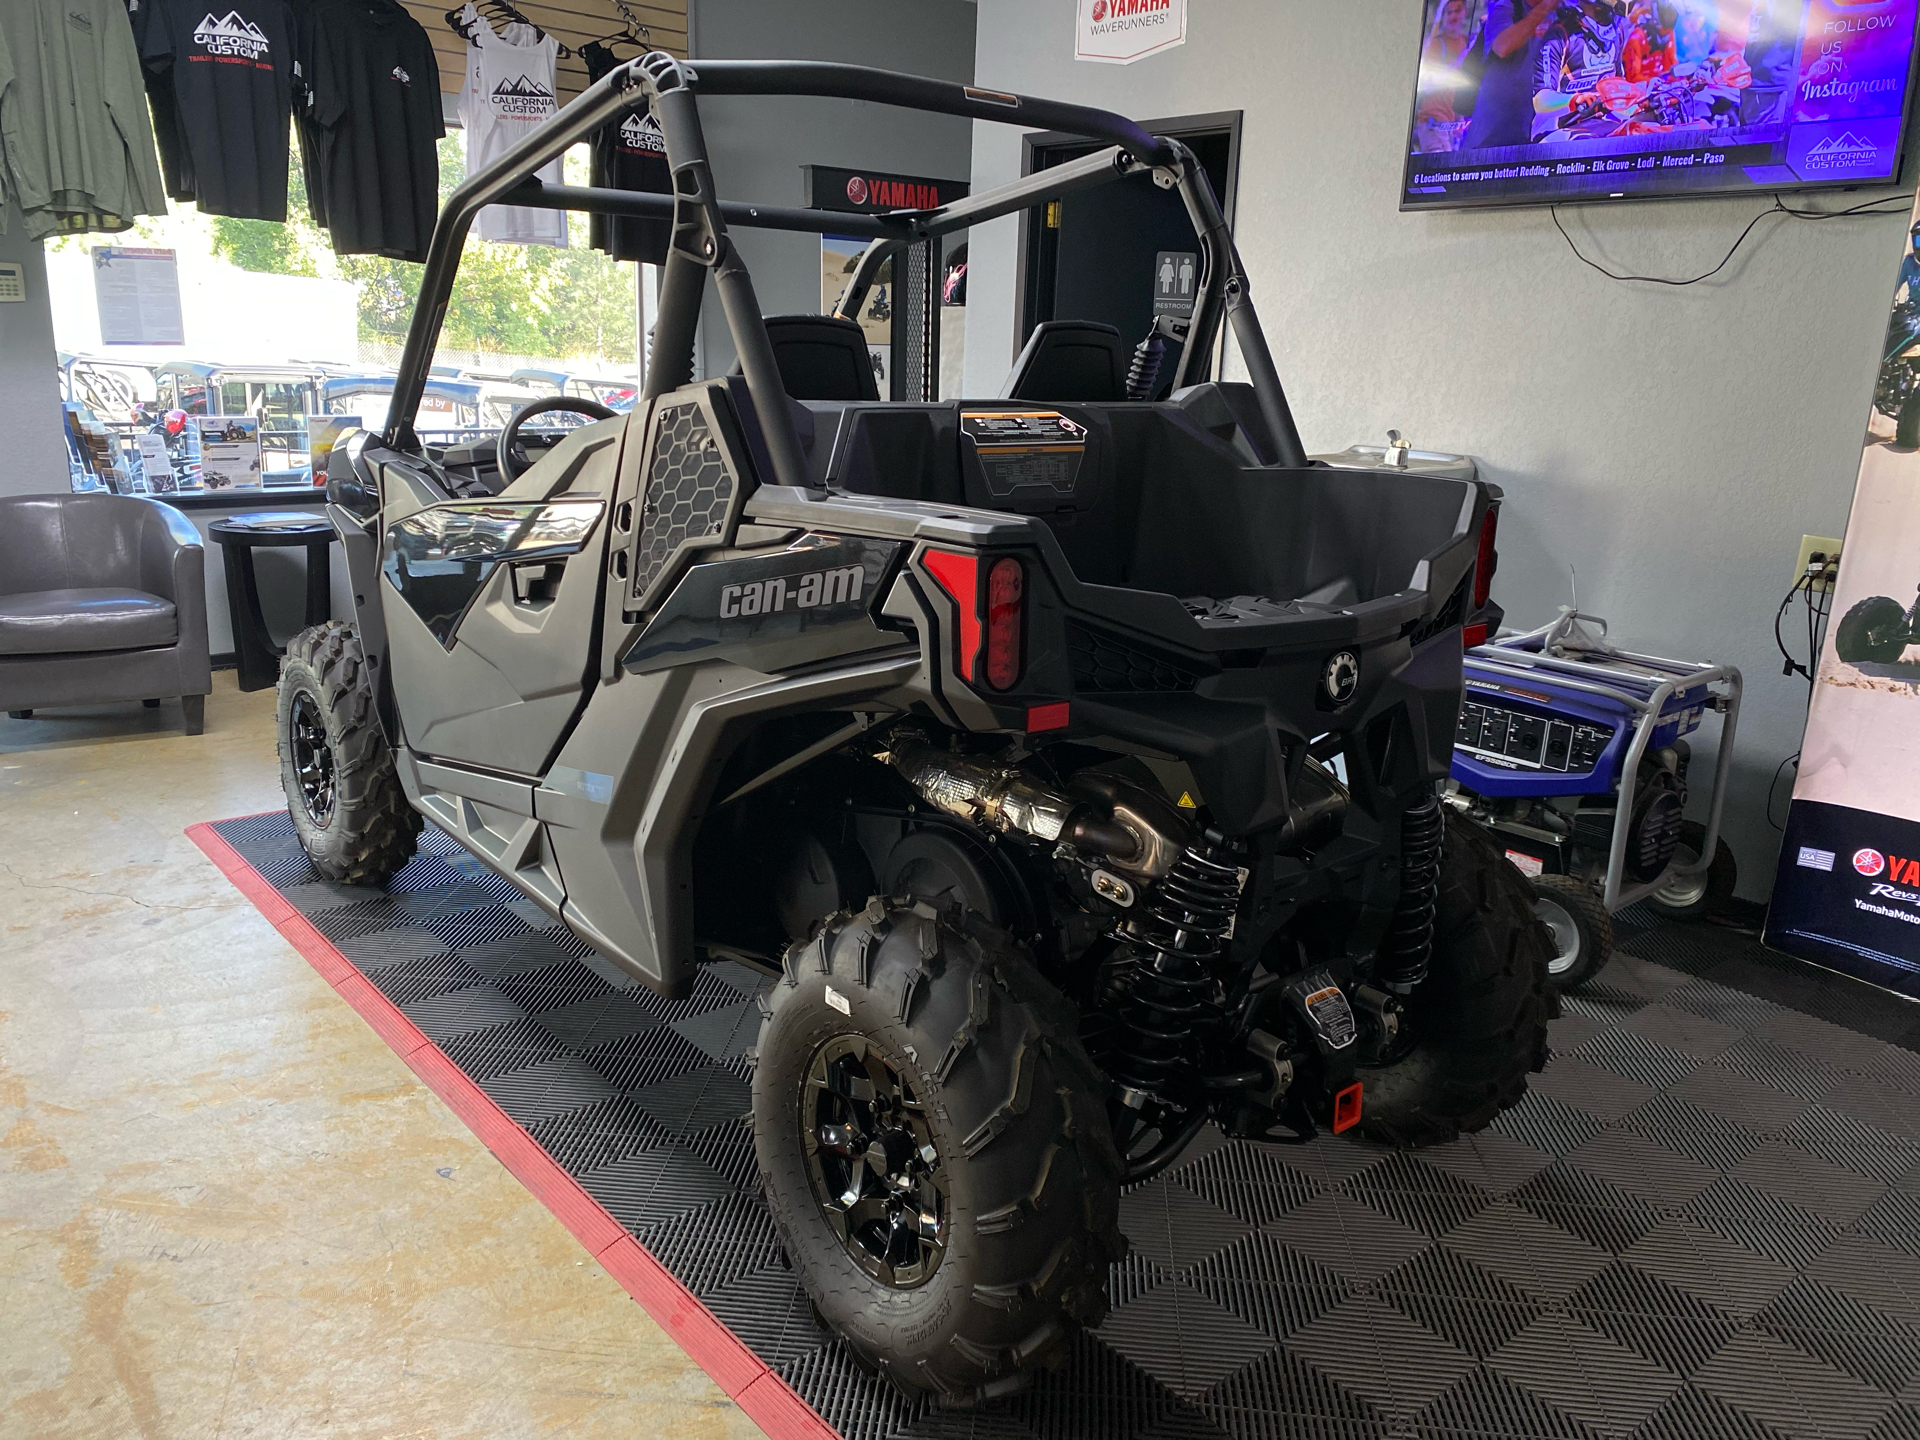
[208,512,335,693]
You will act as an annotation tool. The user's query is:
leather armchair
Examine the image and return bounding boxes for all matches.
[0,493,212,733]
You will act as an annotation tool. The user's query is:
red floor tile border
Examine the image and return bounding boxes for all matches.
[186,819,839,1440]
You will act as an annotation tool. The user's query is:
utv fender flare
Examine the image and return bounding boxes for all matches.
[631,650,923,988]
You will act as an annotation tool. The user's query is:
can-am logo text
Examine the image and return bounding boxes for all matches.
[1854,847,1886,876]
[720,566,863,619]
[193,10,269,59]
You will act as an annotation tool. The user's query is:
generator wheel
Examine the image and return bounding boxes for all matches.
[1354,819,1556,1148]
[277,622,420,885]
[1834,596,1911,665]
[752,899,1125,1406]
[1647,820,1737,923]
[1531,873,1613,990]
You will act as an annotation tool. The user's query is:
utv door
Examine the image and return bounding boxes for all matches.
[379,421,624,777]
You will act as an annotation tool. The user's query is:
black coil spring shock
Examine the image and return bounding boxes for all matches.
[1105,843,1244,1095]
[1126,331,1168,402]
[1380,795,1445,992]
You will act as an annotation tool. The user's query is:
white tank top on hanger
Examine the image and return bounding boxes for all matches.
[459,6,567,247]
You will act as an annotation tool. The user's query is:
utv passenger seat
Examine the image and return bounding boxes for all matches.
[739,314,881,402]
[1003,321,1129,403]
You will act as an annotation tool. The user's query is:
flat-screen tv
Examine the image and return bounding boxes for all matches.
[1401,0,1920,208]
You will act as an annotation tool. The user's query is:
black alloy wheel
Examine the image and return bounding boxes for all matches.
[803,1034,948,1287]
[287,688,336,827]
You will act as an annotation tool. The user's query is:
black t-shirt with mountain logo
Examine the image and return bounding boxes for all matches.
[134,0,295,219]
[583,41,670,264]
[301,0,442,262]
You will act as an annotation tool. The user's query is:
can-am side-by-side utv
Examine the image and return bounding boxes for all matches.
[276,55,1554,1405]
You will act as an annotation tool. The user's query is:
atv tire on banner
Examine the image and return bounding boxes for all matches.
[277,621,421,885]
[1355,820,1556,1148]
[752,898,1126,1406]
[1834,596,1912,665]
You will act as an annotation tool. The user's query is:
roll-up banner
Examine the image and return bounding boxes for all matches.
[1764,189,1920,995]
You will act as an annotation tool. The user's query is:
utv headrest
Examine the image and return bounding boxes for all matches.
[1003,321,1128,403]
[734,314,881,402]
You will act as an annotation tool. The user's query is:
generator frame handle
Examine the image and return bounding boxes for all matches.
[1466,648,1742,911]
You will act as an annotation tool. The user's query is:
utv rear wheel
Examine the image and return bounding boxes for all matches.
[1355,819,1556,1147]
[1530,872,1613,990]
[1834,596,1911,665]
[277,622,420,885]
[752,898,1125,1406]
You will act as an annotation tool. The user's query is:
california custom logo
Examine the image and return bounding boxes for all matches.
[193,10,269,59]
[492,73,555,118]
[619,110,666,154]
[720,564,863,619]
[1854,847,1887,877]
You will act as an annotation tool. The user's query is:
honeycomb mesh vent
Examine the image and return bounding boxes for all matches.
[632,402,734,600]
[1067,623,1202,694]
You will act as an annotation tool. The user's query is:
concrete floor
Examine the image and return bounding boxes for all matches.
[0,675,764,1439]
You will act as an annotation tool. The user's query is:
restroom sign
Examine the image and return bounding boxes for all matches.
[1153,250,1198,318]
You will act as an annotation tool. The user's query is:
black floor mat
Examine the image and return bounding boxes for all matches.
[211,813,1920,1440]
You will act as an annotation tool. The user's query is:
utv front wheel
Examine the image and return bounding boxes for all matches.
[276,622,420,884]
[1355,819,1556,1147]
[752,899,1125,1405]
[1834,596,1911,665]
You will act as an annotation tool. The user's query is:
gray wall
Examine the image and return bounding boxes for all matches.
[0,208,77,499]
[686,0,977,375]
[967,0,1915,900]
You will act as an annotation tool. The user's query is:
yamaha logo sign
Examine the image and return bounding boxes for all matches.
[845,175,868,206]
[1854,847,1886,877]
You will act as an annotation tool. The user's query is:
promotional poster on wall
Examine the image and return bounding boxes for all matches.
[1765,187,1920,994]
[193,416,263,490]
[821,235,892,395]
[1075,0,1186,64]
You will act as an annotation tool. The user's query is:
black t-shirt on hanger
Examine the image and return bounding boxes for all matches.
[134,0,296,220]
[303,0,443,262]
[123,0,195,201]
[584,40,670,264]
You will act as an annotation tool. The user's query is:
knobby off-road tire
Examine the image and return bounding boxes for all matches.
[1834,596,1912,665]
[752,898,1126,1406]
[1531,872,1614,991]
[276,621,420,885]
[1355,819,1557,1148]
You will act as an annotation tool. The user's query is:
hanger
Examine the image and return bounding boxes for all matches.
[448,0,572,56]
[586,0,651,50]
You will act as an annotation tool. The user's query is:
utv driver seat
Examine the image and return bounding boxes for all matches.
[1002,321,1129,403]
[736,314,881,402]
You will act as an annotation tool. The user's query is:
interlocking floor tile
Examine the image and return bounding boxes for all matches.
[1444,1200,1614,1302]
[1284,1294,1477,1421]
[1098,1280,1277,1400]
[1187,1229,1351,1343]
[1263,1190,1430,1285]
[1624,1218,1796,1320]
[1488,1312,1680,1437]
[1692,1331,1894,1440]
[212,812,1920,1440]
[1120,1178,1255,1272]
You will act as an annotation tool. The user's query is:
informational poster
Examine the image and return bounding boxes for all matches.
[194,417,263,490]
[91,247,185,345]
[1075,0,1186,65]
[1764,185,1920,994]
[307,415,362,480]
[822,235,891,396]
[134,433,178,493]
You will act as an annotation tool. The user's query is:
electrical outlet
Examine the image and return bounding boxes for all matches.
[1794,534,1842,593]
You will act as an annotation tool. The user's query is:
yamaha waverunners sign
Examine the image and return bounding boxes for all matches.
[1074,0,1185,65]
[1764,182,1920,995]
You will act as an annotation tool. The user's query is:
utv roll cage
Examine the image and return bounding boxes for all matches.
[383,54,1309,474]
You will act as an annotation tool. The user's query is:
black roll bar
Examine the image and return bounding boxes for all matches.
[384,54,1308,472]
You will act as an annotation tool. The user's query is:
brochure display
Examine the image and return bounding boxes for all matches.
[194,416,263,490]
[1765,185,1920,994]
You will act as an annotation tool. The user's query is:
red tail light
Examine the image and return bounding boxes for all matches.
[984,557,1023,691]
[921,550,982,681]
[1462,623,1488,650]
[1472,507,1498,610]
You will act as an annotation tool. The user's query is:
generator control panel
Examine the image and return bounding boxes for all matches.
[1455,699,1612,775]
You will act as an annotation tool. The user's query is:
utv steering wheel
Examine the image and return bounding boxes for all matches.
[496,396,618,484]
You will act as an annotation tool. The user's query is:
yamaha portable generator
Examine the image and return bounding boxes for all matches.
[1445,612,1743,987]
